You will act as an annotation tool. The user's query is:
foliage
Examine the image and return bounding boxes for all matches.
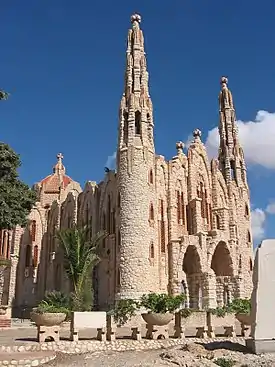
[0,90,9,100]
[209,306,229,318]
[209,298,251,317]
[214,358,236,367]
[0,258,11,267]
[228,298,251,314]
[0,143,37,230]
[36,291,71,316]
[109,299,139,326]
[179,308,196,318]
[140,293,186,314]
[56,225,107,311]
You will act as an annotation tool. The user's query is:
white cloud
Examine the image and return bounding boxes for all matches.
[266,200,275,215]
[105,151,117,170]
[205,110,275,169]
[251,208,266,240]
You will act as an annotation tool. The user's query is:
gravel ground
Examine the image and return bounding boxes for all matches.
[47,341,275,367]
[47,349,171,367]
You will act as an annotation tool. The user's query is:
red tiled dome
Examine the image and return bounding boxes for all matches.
[39,153,73,193]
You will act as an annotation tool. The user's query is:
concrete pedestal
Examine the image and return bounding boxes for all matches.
[246,338,275,354]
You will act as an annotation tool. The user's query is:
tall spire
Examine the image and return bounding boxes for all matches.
[122,14,151,108]
[118,14,154,150]
[218,77,247,186]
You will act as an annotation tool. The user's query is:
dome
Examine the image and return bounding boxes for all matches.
[39,153,73,193]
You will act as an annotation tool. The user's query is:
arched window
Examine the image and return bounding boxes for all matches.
[160,200,165,253]
[216,215,221,230]
[247,230,251,243]
[230,160,236,180]
[177,189,185,225]
[135,111,141,135]
[25,245,32,268]
[30,220,36,242]
[249,258,253,272]
[150,243,154,258]
[117,192,121,208]
[33,245,39,268]
[149,203,154,221]
[123,112,128,144]
[149,169,153,184]
[177,191,181,224]
[245,204,249,217]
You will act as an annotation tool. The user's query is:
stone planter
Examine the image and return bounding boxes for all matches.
[236,313,251,325]
[174,310,207,338]
[30,311,66,326]
[207,312,236,337]
[142,312,173,326]
[236,313,251,337]
[106,314,144,341]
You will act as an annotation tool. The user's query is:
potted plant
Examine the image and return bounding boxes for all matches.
[30,291,70,327]
[230,298,251,325]
[140,293,185,326]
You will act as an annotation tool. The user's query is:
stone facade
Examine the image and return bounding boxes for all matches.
[0,14,253,314]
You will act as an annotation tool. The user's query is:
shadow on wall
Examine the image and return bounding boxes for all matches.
[13,225,47,319]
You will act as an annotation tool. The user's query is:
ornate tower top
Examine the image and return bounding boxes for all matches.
[217,77,247,186]
[118,13,154,151]
[219,76,234,110]
[120,13,152,111]
[131,13,141,24]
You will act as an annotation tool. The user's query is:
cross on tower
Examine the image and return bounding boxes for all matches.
[56,153,63,162]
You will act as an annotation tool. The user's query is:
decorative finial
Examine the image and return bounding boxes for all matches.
[57,153,64,162]
[193,129,202,139]
[220,77,228,89]
[131,13,141,24]
[176,141,184,155]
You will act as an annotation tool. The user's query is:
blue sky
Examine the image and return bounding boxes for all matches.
[0,0,275,244]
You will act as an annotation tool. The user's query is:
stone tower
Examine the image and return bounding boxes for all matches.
[218,77,247,187]
[117,14,157,300]
[217,77,253,293]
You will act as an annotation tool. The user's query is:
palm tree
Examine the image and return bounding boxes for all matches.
[56,224,107,311]
[0,90,9,100]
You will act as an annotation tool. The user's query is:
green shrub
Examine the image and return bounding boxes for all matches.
[179,308,194,318]
[209,298,251,318]
[214,357,236,367]
[140,293,185,313]
[36,291,71,316]
[109,299,139,326]
[229,299,251,314]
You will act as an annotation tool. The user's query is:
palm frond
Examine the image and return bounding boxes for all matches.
[55,224,108,309]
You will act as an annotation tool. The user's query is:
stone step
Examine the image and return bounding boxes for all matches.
[0,350,56,366]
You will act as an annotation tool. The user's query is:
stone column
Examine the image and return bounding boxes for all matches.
[8,254,18,307]
[203,271,217,309]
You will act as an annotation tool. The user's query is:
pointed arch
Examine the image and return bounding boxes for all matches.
[135,111,141,135]
[211,242,234,276]
[149,203,154,221]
